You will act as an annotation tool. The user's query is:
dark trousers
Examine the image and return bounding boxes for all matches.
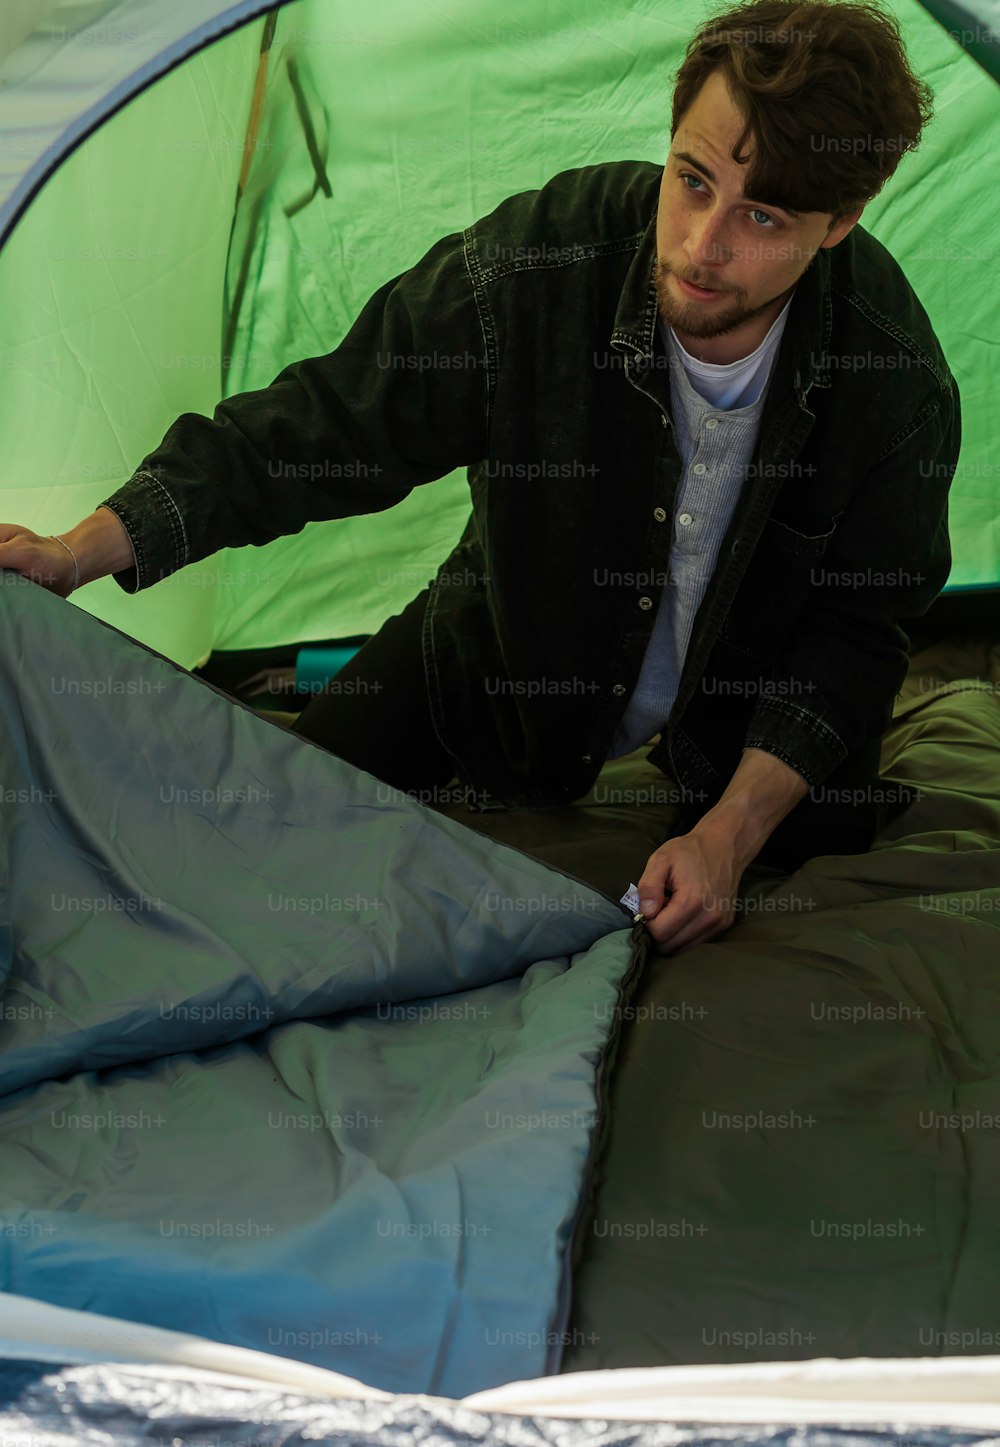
[291,588,456,795]
[293,590,904,865]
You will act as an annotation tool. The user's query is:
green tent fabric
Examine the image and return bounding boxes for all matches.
[0,0,996,668]
[918,0,1000,81]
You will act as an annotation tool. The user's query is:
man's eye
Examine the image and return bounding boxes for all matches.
[680,173,778,228]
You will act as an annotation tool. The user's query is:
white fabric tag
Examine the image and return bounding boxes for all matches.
[620,882,642,915]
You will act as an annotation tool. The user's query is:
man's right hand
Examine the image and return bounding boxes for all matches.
[0,508,136,596]
[0,525,77,597]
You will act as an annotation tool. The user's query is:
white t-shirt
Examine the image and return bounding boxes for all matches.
[664,292,794,411]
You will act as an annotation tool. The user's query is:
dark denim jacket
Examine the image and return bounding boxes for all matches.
[101,160,961,835]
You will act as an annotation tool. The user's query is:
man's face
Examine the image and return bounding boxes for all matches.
[656,68,861,349]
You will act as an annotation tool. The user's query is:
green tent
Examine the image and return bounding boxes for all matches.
[0,0,996,672]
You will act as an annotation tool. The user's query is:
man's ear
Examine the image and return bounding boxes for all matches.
[821,206,865,249]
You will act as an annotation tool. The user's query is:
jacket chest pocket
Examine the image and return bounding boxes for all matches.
[718,513,840,661]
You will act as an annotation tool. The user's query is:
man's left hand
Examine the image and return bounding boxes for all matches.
[634,748,811,954]
[636,826,746,956]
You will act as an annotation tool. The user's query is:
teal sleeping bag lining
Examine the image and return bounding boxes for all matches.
[0,569,641,1396]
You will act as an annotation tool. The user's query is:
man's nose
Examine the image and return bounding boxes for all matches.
[687,211,729,269]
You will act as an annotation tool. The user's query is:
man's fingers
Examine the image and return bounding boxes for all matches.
[648,908,726,955]
[647,890,730,950]
[652,926,718,958]
[646,891,703,943]
[637,861,698,919]
[637,859,680,918]
[636,878,668,918]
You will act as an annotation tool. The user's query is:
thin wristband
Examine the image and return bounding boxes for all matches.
[49,534,80,595]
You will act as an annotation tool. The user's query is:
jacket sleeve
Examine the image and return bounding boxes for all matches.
[98,228,490,592]
[742,371,961,787]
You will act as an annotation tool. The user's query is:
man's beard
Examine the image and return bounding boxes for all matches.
[654,259,789,342]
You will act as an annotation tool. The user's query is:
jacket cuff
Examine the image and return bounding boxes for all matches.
[98,470,190,593]
[743,696,850,789]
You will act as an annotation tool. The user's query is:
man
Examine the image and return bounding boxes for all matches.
[0,1,960,956]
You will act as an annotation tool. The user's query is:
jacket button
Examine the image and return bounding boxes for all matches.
[638,595,653,610]
[612,684,627,697]
[653,507,667,522]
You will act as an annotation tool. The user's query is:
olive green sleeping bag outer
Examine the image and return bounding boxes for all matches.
[558,666,1000,1369]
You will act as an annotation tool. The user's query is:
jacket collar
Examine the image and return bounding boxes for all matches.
[611,192,835,408]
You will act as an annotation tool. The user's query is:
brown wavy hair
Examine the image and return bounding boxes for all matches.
[670,0,935,222]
